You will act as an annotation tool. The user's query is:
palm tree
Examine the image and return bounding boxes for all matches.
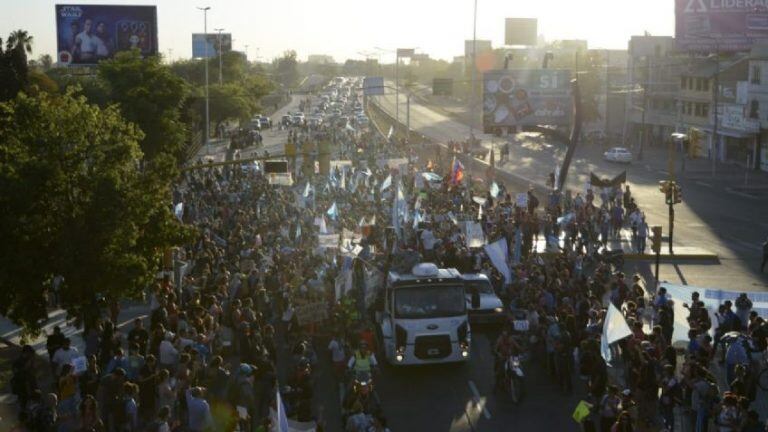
[7,30,33,58]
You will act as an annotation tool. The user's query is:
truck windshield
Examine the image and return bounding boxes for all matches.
[394,285,466,319]
[465,281,494,295]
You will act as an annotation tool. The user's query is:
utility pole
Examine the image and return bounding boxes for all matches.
[711,55,720,177]
[395,52,400,125]
[470,0,478,138]
[197,6,211,153]
[215,28,225,85]
[605,50,610,147]
[406,93,411,144]
[244,44,249,62]
[638,56,650,160]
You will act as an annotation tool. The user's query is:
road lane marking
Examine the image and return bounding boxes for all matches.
[468,380,491,420]
[695,181,712,188]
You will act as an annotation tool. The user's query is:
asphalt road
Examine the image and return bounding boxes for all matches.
[371,86,768,293]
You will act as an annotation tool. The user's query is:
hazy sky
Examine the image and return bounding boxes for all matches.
[1,0,675,63]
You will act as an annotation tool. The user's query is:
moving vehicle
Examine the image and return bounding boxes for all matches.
[258,116,272,129]
[501,354,525,403]
[603,147,633,163]
[376,263,470,365]
[461,273,505,325]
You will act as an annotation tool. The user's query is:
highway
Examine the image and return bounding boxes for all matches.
[371,85,768,293]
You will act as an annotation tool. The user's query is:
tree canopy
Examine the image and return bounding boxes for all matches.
[98,50,190,160]
[0,90,192,334]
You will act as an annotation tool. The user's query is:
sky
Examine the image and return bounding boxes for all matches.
[1,0,676,63]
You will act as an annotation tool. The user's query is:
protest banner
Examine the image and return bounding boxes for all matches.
[268,172,294,186]
[294,301,328,326]
[317,233,340,248]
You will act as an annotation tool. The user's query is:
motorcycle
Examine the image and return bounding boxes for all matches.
[503,354,525,404]
[341,370,382,422]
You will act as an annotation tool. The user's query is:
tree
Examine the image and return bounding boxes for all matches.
[0,30,34,101]
[205,83,252,131]
[275,50,299,88]
[98,50,189,160]
[0,90,192,335]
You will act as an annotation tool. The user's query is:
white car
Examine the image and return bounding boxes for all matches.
[603,147,633,163]
[462,274,505,325]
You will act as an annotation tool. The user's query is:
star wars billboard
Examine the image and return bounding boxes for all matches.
[55,4,158,66]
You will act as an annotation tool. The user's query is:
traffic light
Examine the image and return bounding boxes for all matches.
[651,226,662,253]
[659,180,670,193]
[673,184,683,204]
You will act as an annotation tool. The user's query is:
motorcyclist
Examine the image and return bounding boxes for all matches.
[347,341,378,377]
[342,371,381,419]
[493,328,522,385]
[285,357,313,421]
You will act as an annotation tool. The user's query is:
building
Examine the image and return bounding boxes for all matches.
[739,51,767,170]
[625,36,684,152]
[677,56,754,165]
[307,54,335,64]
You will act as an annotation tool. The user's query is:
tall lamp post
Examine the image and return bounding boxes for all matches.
[470,0,478,139]
[197,6,211,153]
[215,28,225,85]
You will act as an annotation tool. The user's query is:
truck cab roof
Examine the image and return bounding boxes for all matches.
[388,263,462,286]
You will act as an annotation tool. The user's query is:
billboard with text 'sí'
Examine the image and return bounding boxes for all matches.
[483,69,571,128]
[676,0,768,52]
[55,4,158,66]
[192,33,232,58]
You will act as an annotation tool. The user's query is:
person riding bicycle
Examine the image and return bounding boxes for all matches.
[347,341,378,377]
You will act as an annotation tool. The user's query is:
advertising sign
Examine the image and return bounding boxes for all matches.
[192,33,232,58]
[676,0,768,52]
[396,48,415,58]
[363,77,384,96]
[719,103,760,132]
[505,18,538,46]
[483,69,572,128]
[55,4,158,66]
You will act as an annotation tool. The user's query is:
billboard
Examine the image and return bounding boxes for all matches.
[192,33,232,58]
[363,77,385,96]
[464,40,493,59]
[55,4,158,66]
[396,48,415,58]
[675,0,768,52]
[505,18,538,46]
[483,69,571,128]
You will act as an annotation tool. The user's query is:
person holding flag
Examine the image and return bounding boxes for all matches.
[450,157,464,185]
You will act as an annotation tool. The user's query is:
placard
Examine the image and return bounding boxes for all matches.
[465,222,486,248]
[318,234,340,249]
[515,193,528,208]
[513,320,529,332]
[72,356,88,374]
[295,301,328,325]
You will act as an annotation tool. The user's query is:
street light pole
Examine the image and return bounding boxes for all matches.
[711,55,720,177]
[395,52,400,125]
[215,28,225,85]
[470,0,477,139]
[197,6,211,154]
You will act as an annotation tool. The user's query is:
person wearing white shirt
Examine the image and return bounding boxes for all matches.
[52,338,79,375]
[158,336,178,371]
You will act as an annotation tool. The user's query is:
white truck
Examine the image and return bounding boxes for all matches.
[375,263,471,365]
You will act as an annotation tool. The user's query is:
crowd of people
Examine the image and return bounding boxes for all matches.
[9,89,768,432]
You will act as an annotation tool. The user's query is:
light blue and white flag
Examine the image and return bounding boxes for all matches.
[490,181,500,198]
[302,182,311,198]
[326,202,338,220]
[380,174,392,192]
[276,389,289,432]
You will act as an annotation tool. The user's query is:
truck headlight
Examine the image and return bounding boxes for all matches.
[460,341,469,358]
[395,346,405,362]
[494,307,503,313]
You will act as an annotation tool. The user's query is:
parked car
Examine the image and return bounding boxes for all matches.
[603,147,633,163]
